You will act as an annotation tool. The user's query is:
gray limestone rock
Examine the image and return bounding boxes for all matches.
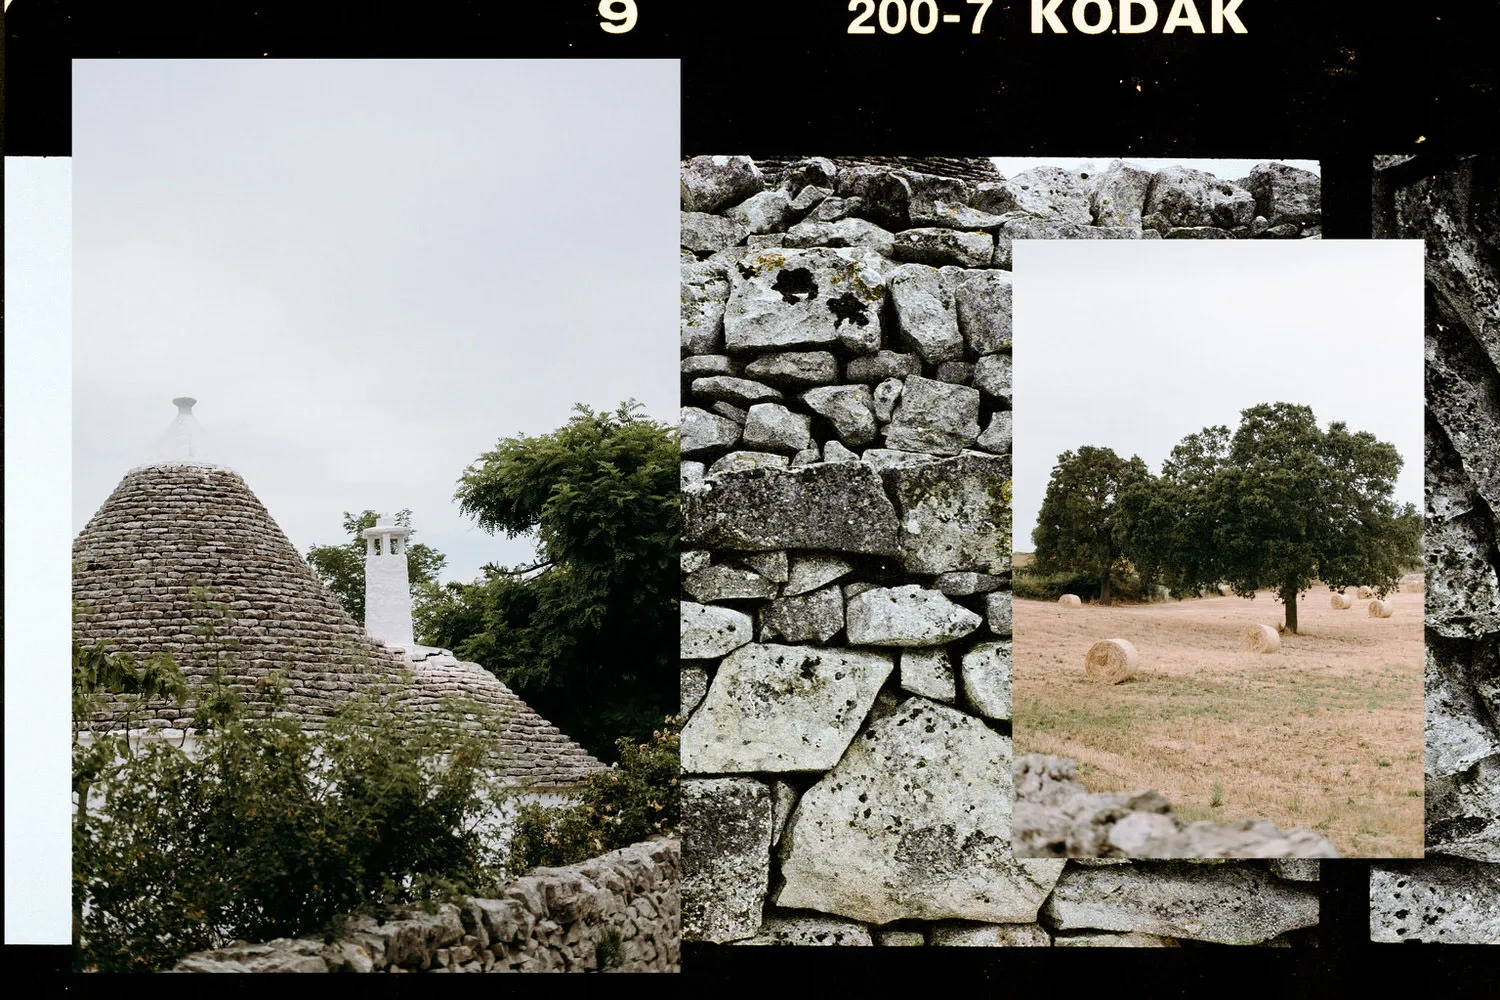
[889,265,965,365]
[734,550,789,584]
[683,564,779,603]
[741,403,812,454]
[1269,860,1321,882]
[680,601,754,660]
[681,644,893,773]
[935,361,974,385]
[992,218,1144,269]
[682,354,735,377]
[771,781,798,846]
[1247,162,1322,227]
[775,157,839,193]
[873,378,903,422]
[682,777,773,943]
[789,184,833,213]
[930,923,1051,947]
[846,351,922,383]
[733,916,874,946]
[682,212,749,254]
[884,376,981,456]
[1161,225,1233,239]
[900,647,955,702]
[726,188,794,235]
[681,666,709,718]
[681,155,766,214]
[986,591,1013,637]
[832,165,913,230]
[681,260,730,354]
[935,572,1003,596]
[962,641,1012,721]
[723,247,887,353]
[681,462,705,488]
[681,549,710,576]
[975,167,1093,225]
[776,697,1066,923]
[892,228,995,268]
[1040,862,1320,945]
[845,585,982,647]
[822,440,860,463]
[712,400,747,425]
[972,353,1013,403]
[904,171,984,228]
[802,385,878,447]
[681,407,741,456]
[743,351,840,387]
[1053,931,1181,947]
[1370,859,1500,944]
[875,930,928,946]
[783,218,896,257]
[760,584,846,644]
[1090,161,1156,228]
[862,448,940,473]
[708,450,789,476]
[1142,166,1255,230]
[889,452,1011,575]
[975,411,1013,457]
[785,554,854,597]
[790,446,820,466]
[683,463,901,556]
[691,376,784,407]
[812,196,861,222]
[953,269,1014,355]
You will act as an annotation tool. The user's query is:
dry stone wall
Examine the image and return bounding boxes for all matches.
[174,838,680,973]
[680,155,1323,949]
[1370,154,1500,943]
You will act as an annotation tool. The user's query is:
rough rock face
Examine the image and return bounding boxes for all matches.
[680,156,1322,948]
[1368,153,1500,943]
[682,779,773,944]
[1011,755,1341,859]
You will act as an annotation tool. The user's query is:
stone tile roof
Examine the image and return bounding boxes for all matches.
[73,463,603,787]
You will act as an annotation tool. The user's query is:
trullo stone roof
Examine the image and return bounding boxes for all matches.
[73,403,603,788]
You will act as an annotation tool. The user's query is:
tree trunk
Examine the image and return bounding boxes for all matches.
[1100,572,1113,605]
[1281,583,1299,633]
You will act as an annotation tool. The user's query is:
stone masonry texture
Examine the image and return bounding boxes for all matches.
[680,155,1324,949]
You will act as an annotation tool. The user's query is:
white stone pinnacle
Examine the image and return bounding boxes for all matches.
[138,395,225,469]
[364,513,415,660]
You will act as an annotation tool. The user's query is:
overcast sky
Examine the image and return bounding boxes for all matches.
[1012,239,1424,550]
[991,157,1320,180]
[73,60,679,584]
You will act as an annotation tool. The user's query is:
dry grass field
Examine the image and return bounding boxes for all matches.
[1012,589,1425,858]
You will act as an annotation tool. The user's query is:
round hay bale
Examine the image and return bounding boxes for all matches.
[1240,624,1281,653]
[1330,592,1352,610]
[1401,579,1425,594]
[1085,638,1138,684]
[1059,594,1082,608]
[1368,599,1393,618]
[1357,586,1373,600]
[1219,585,1234,597]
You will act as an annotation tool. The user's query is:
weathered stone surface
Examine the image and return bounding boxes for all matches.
[975,411,1012,456]
[771,781,798,845]
[889,265,964,364]
[875,929,927,946]
[975,167,1092,225]
[681,406,740,455]
[680,601,754,660]
[900,647,955,702]
[986,591,1013,637]
[682,155,765,214]
[962,641,1012,721]
[785,554,854,597]
[1370,859,1500,944]
[1090,161,1156,228]
[802,385,878,447]
[846,350,922,383]
[726,188,794,235]
[681,462,705,487]
[862,448,940,473]
[788,184,832,213]
[872,378,903,422]
[760,584,845,644]
[733,916,874,946]
[972,353,1012,402]
[833,165,912,230]
[681,644,893,773]
[903,171,993,229]
[743,351,839,387]
[935,572,1003,597]
[683,564,779,603]
[822,441,859,463]
[845,585,982,647]
[681,549,710,576]
[733,550,788,584]
[930,923,1052,947]
[682,778,773,943]
[741,403,812,454]
[884,376,981,456]
[777,698,1066,923]
[683,463,901,555]
[708,450,789,476]
[1269,860,1321,882]
[682,354,734,377]
[692,376,783,407]
[790,446,819,466]
[682,666,709,718]
[1248,162,1321,227]
[991,218,1144,269]
[1161,225,1232,239]
[953,269,1013,355]
[723,247,887,352]
[1141,166,1255,230]
[682,212,748,254]
[783,218,896,257]
[1040,862,1320,945]
[681,260,729,354]
[775,157,838,194]
[893,228,995,268]
[934,361,973,385]
[711,401,747,425]
[890,452,1011,575]
[1053,931,1181,947]
[175,938,333,973]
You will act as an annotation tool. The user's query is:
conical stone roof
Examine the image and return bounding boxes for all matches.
[74,409,603,787]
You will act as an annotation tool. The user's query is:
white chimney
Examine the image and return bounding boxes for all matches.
[363,514,415,659]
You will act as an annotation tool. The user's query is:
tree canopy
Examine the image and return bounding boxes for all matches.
[306,509,447,626]
[1031,445,1151,603]
[419,402,678,760]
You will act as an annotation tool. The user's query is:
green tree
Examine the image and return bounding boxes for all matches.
[1031,446,1152,604]
[306,509,447,627]
[421,402,678,760]
[1142,402,1420,633]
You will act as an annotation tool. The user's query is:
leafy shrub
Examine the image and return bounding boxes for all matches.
[1013,567,1152,603]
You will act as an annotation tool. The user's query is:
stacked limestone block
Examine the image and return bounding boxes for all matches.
[175,838,680,972]
[1370,155,1500,944]
[680,155,1322,949]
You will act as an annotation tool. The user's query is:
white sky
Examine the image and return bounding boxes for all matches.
[1012,239,1425,550]
[73,60,680,583]
[991,158,1321,181]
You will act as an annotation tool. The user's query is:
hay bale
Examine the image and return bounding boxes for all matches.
[1240,624,1281,653]
[1357,586,1373,600]
[1368,599,1394,618]
[1085,638,1138,684]
[1401,579,1425,594]
[1330,592,1352,610]
[1059,594,1082,608]
[1219,585,1234,597]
